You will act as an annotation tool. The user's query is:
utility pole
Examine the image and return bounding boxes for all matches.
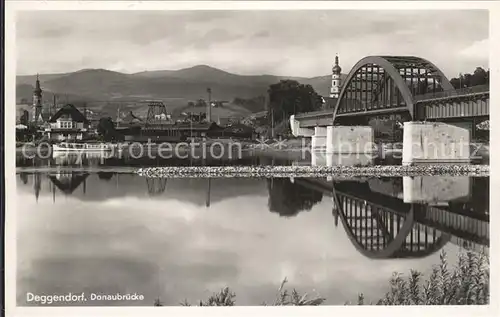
[206,88,212,123]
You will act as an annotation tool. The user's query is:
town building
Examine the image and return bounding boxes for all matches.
[44,104,91,141]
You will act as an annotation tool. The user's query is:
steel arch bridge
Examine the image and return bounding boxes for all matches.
[334,55,455,123]
[294,55,489,128]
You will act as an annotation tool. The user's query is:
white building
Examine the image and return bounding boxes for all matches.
[44,104,90,141]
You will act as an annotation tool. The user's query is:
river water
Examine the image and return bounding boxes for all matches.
[15,152,489,306]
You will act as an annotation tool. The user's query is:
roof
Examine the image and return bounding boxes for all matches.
[172,122,221,131]
[49,104,90,124]
[122,111,143,124]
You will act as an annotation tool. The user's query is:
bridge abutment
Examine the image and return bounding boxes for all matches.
[402,122,471,165]
[290,115,314,137]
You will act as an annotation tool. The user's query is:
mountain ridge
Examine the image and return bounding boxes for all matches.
[16,65,344,116]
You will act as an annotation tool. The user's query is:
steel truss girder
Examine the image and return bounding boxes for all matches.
[333,56,454,123]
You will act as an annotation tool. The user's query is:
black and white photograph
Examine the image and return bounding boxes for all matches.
[3,0,497,315]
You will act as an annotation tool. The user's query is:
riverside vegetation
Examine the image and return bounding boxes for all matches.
[153,250,489,306]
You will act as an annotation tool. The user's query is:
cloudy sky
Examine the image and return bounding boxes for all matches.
[16,10,489,78]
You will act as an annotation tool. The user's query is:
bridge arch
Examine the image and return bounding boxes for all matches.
[333,56,454,123]
[332,182,451,259]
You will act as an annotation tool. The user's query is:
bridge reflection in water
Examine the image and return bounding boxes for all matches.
[24,171,488,260]
[295,176,489,259]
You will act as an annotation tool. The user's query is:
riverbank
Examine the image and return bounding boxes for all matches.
[137,164,489,178]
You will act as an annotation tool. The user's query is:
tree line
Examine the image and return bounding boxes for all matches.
[267,80,323,124]
[449,67,489,89]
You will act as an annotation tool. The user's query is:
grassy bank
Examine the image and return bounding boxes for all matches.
[154,250,489,306]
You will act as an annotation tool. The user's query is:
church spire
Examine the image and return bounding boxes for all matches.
[330,54,342,99]
[35,73,42,94]
[33,73,43,123]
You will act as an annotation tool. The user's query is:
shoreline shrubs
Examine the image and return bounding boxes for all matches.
[154,250,489,306]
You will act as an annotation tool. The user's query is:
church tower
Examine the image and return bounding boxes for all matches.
[330,55,342,98]
[32,74,43,123]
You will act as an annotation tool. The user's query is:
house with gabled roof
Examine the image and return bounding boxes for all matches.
[43,104,91,141]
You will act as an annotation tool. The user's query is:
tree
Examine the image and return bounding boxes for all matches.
[268,80,323,124]
[471,67,488,86]
[97,116,118,141]
[19,110,30,125]
[450,67,489,89]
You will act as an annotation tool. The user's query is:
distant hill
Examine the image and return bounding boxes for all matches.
[16,83,94,106]
[16,65,346,117]
[16,72,71,86]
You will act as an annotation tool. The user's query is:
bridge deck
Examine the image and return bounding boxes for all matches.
[294,86,489,126]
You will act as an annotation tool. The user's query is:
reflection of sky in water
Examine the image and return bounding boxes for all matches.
[16,174,475,306]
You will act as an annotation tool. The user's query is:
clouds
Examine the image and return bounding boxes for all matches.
[16,10,489,77]
[459,38,489,60]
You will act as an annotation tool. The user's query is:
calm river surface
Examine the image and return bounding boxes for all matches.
[16,162,489,305]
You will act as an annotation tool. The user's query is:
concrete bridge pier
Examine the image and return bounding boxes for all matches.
[326,125,374,154]
[402,122,471,165]
[311,127,328,152]
[325,125,375,166]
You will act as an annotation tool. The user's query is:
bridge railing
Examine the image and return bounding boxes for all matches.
[414,84,489,101]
